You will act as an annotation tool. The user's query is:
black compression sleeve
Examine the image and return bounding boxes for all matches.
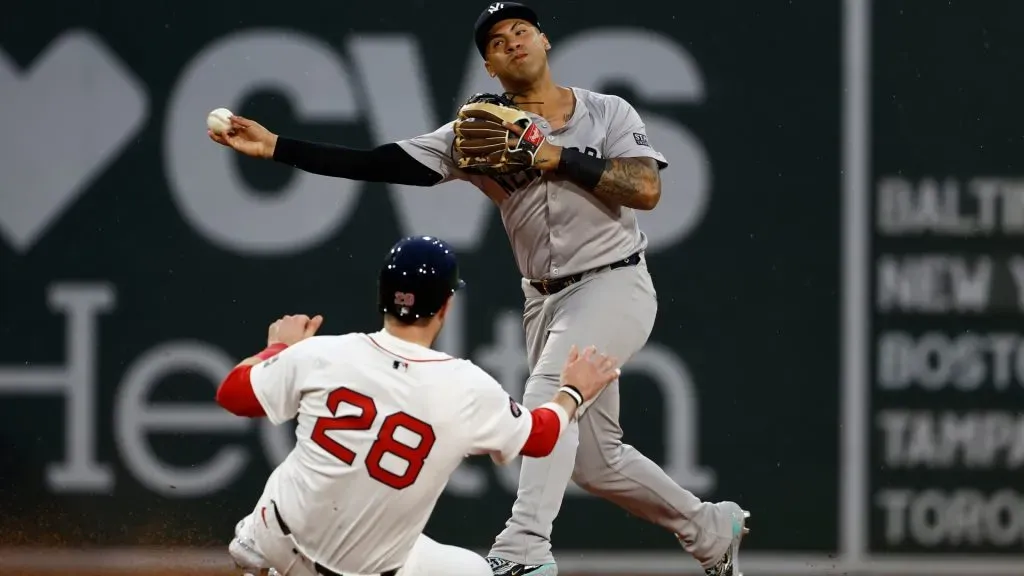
[271,137,444,187]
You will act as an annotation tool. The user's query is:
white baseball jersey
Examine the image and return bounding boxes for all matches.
[397,87,668,280]
[249,329,534,575]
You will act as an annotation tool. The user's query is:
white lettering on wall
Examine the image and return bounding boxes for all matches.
[877,410,1024,469]
[878,488,1024,547]
[0,283,252,496]
[876,254,992,314]
[877,331,1024,391]
[0,284,116,492]
[876,176,1024,236]
[164,31,362,255]
[115,341,251,497]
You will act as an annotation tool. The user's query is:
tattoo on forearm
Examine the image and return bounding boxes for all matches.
[592,158,658,205]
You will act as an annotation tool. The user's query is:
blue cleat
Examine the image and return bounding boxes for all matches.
[703,504,750,576]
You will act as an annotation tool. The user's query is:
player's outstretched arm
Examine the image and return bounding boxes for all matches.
[208,115,446,187]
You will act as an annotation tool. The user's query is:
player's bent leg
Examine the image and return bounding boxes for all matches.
[488,261,658,571]
[573,396,749,574]
[398,534,491,576]
[569,262,750,575]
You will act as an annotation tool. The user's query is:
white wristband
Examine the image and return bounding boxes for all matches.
[558,385,584,406]
[539,401,570,436]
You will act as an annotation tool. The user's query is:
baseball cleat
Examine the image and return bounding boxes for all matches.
[703,504,750,576]
[486,556,558,576]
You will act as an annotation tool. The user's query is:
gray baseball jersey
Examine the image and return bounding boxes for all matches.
[396,87,668,280]
[399,88,747,569]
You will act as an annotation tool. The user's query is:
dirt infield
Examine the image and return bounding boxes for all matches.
[11,571,239,576]
[4,549,1012,576]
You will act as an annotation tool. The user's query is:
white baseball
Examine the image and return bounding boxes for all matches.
[207,107,234,135]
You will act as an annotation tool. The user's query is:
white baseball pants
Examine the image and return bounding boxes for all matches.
[230,498,490,576]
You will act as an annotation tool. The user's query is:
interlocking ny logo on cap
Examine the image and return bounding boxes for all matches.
[488,3,504,13]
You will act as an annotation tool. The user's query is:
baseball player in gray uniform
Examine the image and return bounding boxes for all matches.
[208,3,748,575]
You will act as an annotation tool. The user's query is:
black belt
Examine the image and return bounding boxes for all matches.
[272,501,399,576]
[530,252,642,296]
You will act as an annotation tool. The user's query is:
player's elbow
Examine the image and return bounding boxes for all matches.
[216,365,267,418]
[520,437,556,458]
[633,186,661,210]
[635,172,662,210]
[215,382,243,415]
[519,407,561,457]
[215,382,247,416]
[627,158,661,210]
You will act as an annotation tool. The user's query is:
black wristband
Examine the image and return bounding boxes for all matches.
[556,147,605,191]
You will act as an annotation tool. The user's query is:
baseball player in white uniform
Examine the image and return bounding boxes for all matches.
[208,4,749,575]
[215,236,622,576]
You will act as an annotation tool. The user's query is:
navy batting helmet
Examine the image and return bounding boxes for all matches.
[378,236,466,323]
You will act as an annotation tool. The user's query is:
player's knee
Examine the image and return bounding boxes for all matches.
[465,553,492,576]
[442,549,491,576]
[425,542,492,576]
[572,440,626,492]
[571,460,618,493]
[571,467,609,494]
[228,534,270,571]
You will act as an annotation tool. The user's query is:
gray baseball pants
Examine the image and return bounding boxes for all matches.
[487,255,738,570]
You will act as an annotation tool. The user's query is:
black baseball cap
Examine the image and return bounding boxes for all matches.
[474,2,541,57]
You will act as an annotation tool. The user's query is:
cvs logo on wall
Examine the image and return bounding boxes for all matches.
[0,31,147,253]
[1,27,710,258]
